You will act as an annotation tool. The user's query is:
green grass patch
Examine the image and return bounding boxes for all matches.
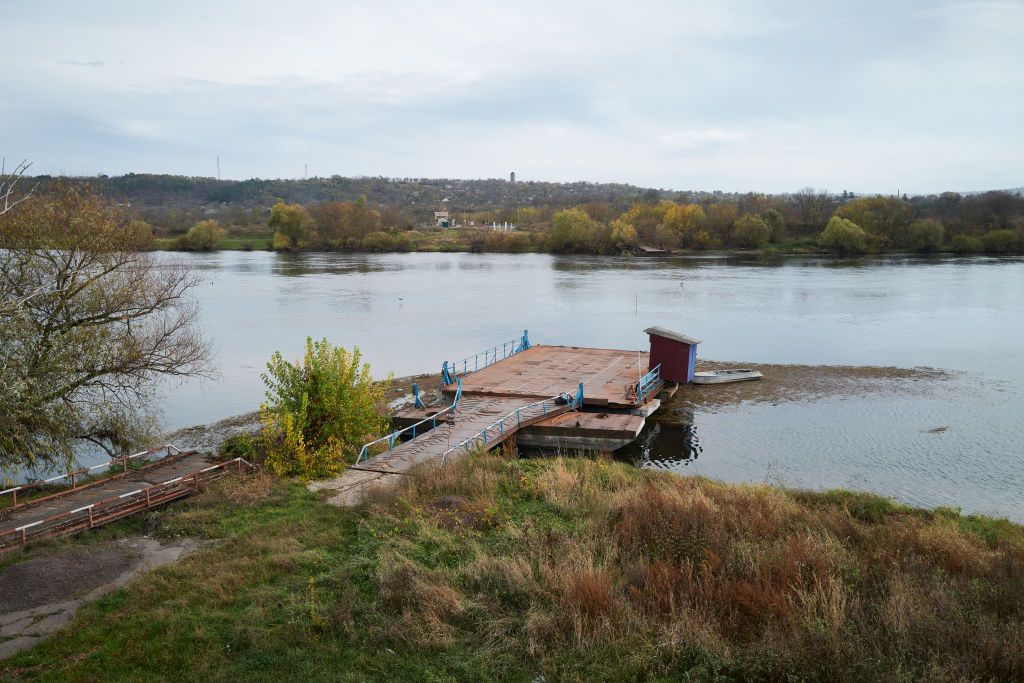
[3,457,1022,682]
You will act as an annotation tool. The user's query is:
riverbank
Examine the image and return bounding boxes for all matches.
[2,454,1021,680]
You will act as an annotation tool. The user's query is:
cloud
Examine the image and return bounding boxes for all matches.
[658,129,748,151]
[0,0,1019,193]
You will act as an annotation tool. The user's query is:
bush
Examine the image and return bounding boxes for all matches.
[951,234,984,254]
[906,218,944,252]
[762,208,786,242]
[547,207,602,253]
[183,220,226,251]
[361,231,396,252]
[259,338,388,478]
[981,229,1022,254]
[731,214,771,248]
[818,216,867,254]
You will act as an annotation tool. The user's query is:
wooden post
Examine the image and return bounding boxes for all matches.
[145,488,151,507]
[12,489,16,506]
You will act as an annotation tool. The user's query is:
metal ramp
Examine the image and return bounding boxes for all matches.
[353,392,578,476]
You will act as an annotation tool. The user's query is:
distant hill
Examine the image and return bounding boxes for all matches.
[32,173,658,213]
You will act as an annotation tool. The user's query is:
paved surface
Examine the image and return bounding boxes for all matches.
[0,537,205,659]
[0,452,215,538]
[312,394,571,506]
[447,345,651,408]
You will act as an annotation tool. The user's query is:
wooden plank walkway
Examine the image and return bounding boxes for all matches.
[0,452,226,552]
[312,394,572,505]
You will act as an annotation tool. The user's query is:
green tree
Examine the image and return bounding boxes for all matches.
[184,219,225,250]
[127,219,156,250]
[260,338,388,478]
[981,229,1022,254]
[950,234,983,254]
[906,219,944,253]
[761,208,786,242]
[731,214,772,248]
[0,182,210,470]
[608,218,639,252]
[662,203,706,245]
[270,200,314,250]
[818,216,867,254]
[547,207,600,253]
[835,196,913,248]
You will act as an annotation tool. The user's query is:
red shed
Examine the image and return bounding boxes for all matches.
[645,326,701,384]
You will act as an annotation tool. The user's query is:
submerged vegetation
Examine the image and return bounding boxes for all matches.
[4,454,1021,681]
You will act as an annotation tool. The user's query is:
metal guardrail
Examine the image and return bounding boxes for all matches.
[635,364,663,404]
[355,380,463,464]
[440,383,584,464]
[1,457,255,551]
[0,444,190,508]
[441,329,531,385]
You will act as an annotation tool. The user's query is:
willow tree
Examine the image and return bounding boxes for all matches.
[0,178,211,471]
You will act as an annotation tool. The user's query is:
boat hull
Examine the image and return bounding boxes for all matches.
[692,369,763,385]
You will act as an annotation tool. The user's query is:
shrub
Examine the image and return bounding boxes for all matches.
[653,223,680,249]
[981,229,1022,254]
[731,214,772,248]
[259,338,388,478]
[608,219,639,252]
[269,200,314,250]
[818,216,867,254]
[547,207,602,253]
[951,234,983,254]
[127,219,156,250]
[362,231,395,252]
[762,208,786,242]
[906,218,944,252]
[184,220,226,251]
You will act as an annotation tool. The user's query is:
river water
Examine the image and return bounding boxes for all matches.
[73,252,1024,519]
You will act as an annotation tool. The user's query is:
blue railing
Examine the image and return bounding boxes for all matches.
[441,329,531,385]
[635,364,663,404]
[441,383,583,464]
[355,380,462,464]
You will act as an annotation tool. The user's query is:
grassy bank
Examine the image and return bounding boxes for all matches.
[3,454,1022,681]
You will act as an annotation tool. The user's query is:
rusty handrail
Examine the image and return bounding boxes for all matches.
[440,388,580,464]
[0,457,255,550]
[0,444,192,508]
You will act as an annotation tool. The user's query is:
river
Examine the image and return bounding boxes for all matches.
[72,252,1024,520]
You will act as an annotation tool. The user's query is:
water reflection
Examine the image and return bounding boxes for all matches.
[624,420,703,469]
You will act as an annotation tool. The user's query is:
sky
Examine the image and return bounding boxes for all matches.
[1,0,1021,194]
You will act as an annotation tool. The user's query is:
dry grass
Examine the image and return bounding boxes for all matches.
[362,452,1024,681]
[5,456,1021,681]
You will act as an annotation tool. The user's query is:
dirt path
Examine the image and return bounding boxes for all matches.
[0,537,206,659]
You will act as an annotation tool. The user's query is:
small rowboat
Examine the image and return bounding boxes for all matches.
[693,369,763,385]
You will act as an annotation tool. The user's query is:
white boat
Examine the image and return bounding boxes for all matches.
[692,369,763,385]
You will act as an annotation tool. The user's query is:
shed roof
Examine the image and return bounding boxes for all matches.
[644,326,701,345]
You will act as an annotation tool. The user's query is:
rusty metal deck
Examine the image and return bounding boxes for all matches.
[0,452,247,552]
[446,345,652,408]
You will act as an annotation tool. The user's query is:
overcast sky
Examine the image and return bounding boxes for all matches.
[1,1,1021,193]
